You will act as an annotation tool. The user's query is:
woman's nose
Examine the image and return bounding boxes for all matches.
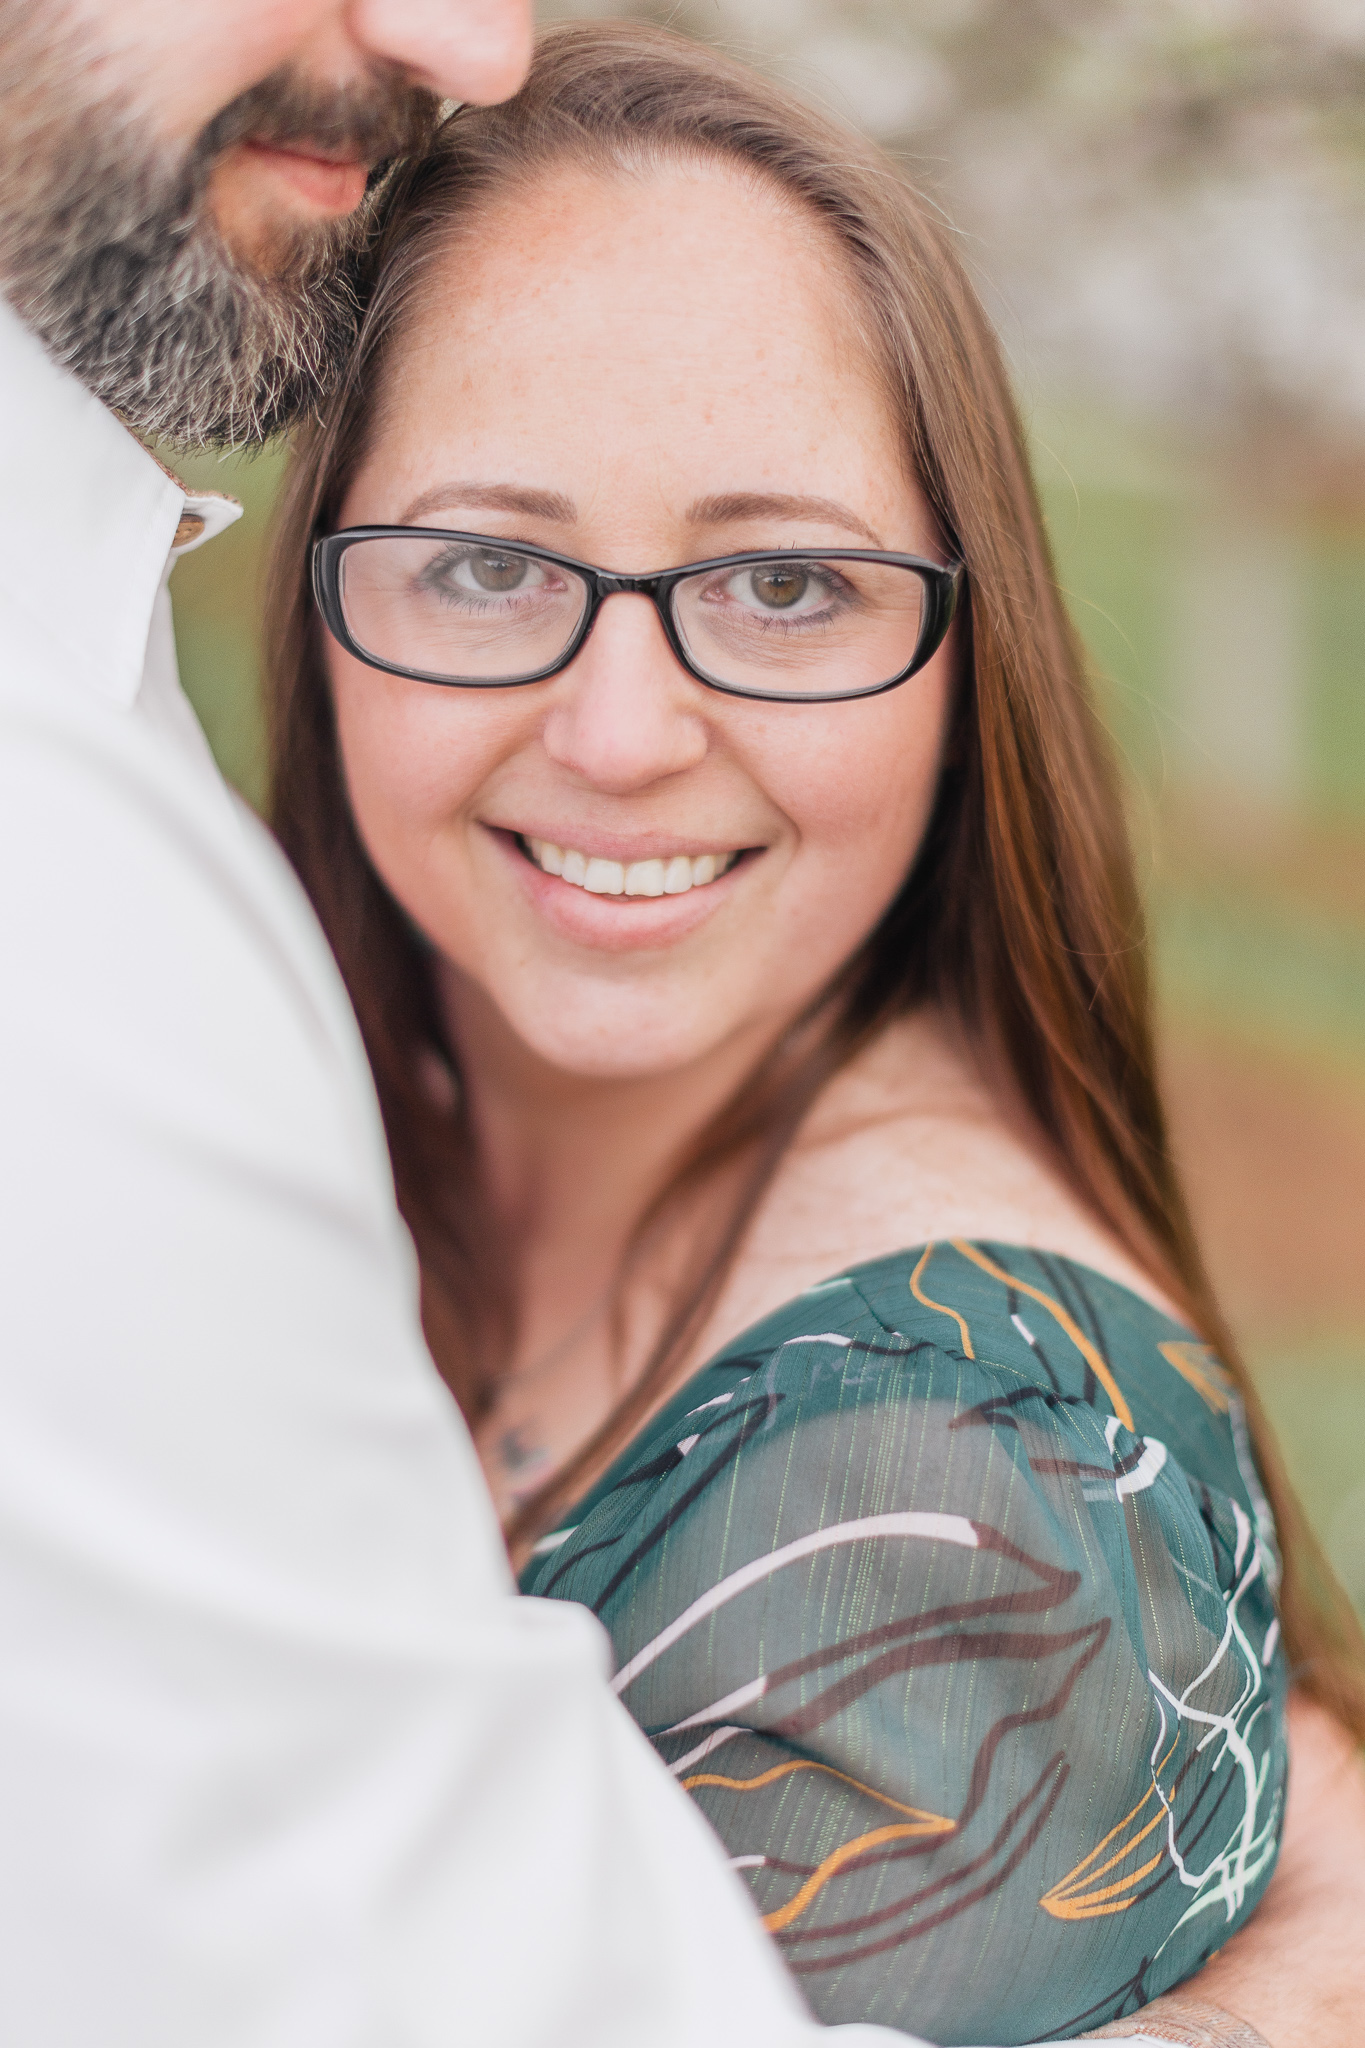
[540,595,709,791]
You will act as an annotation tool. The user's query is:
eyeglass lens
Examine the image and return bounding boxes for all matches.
[338,536,590,684]
[671,557,925,695]
[336,535,929,694]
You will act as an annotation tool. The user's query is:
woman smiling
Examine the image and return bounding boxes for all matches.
[263,24,1363,2042]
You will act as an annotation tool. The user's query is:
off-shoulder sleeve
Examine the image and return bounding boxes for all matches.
[525,1251,1287,2045]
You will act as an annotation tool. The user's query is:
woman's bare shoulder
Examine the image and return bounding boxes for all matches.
[703,1008,1174,1354]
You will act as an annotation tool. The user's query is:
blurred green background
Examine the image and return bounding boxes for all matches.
[169,0,1365,1616]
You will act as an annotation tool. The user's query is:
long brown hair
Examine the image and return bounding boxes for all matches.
[265,19,1365,1733]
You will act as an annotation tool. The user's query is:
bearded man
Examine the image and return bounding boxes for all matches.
[0,6,1360,2048]
[0,6,863,2045]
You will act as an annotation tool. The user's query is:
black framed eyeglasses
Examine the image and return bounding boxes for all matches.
[312,527,965,704]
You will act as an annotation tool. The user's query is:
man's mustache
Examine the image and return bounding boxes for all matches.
[195,64,441,180]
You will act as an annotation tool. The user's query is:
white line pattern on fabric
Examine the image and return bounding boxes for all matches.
[665,1726,747,1775]
[611,1511,978,1695]
[683,1391,735,1418]
[664,1678,769,1736]
[1145,1528,1281,1950]
[1116,1437,1167,1500]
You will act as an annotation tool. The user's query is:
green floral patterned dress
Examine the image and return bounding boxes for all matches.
[520,1243,1287,2045]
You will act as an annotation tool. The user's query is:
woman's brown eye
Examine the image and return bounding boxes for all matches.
[751,566,808,609]
[470,551,526,592]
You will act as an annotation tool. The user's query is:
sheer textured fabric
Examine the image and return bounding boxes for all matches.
[522,1243,1288,2044]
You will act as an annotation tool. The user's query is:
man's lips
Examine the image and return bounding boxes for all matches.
[239,139,370,216]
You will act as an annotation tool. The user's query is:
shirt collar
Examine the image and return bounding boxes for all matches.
[0,292,241,709]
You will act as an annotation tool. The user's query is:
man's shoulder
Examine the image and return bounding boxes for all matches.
[0,650,390,1196]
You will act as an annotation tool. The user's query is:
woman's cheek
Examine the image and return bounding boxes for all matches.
[766,694,943,883]
[331,661,489,848]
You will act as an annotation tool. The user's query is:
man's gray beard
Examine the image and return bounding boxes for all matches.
[5,151,369,450]
[0,11,436,448]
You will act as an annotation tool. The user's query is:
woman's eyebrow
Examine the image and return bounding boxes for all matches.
[398,481,578,525]
[687,492,883,547]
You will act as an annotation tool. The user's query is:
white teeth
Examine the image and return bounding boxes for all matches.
[526,838,738,898]
[625,858,666,897]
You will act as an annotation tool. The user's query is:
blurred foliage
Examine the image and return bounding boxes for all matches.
[542,0,1365,491]
[171,445,285,813]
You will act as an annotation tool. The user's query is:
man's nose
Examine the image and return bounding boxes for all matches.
[541,596,709,794]
[347,0,534,107]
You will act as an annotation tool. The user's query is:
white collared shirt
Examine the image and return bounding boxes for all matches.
[0,292,942,2048]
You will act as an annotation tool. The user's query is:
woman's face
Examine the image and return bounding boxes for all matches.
[328,159,955,1082]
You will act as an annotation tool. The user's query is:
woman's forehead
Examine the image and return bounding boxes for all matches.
[365,160,916,535]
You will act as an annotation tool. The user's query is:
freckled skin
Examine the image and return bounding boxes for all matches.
[329,159,955,1084]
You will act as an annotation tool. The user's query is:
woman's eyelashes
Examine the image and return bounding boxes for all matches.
[702,560,851,624]
[520,836,743,898]
[417,543,564,608]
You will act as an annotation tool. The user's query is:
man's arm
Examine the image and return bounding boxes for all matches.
[0,664,915,2048]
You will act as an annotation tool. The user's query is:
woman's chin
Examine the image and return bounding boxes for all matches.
[492,1001,738,1085]
[428,916,781,1087]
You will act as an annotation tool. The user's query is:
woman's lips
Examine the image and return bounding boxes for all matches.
[523,835,740,898]
[488,828,753,953]
[240,140,370,217]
